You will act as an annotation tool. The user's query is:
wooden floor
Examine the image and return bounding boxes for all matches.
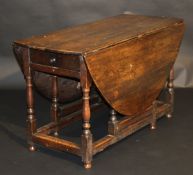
[0,88,193,175]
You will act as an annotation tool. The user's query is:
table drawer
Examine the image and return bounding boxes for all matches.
[30,49,80,71]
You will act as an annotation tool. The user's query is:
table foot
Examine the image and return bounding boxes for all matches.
[84,162,92,169]
[166,114,172,118]
[29,145,36,152]
[150,125,156,130]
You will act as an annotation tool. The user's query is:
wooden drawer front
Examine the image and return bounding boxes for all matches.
[30,49,80,71]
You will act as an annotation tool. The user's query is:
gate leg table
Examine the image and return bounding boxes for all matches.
[13,14,184,168]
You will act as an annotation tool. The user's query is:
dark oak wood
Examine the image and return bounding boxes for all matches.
[14,14,183,55]
[33,133,81,156]
[13,14,184,115]
[150,101,157,130]
[12,14,185,169]
[108,109,119,136]
[85,23,184,116]
[166,67,174,118]
[93,102,170,155]
[30,49,80,71]
[22,48,37,151]
[80,56,93,169]
[13,46,82,104]
[30,63,80,79]
[51,76,59,136]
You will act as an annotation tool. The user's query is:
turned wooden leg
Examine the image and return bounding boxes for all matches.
[81,86,93,169]
[22,48,37,152]
[80,57,93,169]
[108,109,119,135]
[167,67,174,118]
[51,76,59,136]
[150,101,157,130]
[26,75,37,151]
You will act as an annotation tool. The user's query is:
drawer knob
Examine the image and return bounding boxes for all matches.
[50,57,56,64]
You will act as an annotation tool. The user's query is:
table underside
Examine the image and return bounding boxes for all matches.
[31,97,171,157]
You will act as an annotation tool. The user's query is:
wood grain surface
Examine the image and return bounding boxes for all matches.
[14,14,185,115]
[86,24,184,115]
[14,14,183,55]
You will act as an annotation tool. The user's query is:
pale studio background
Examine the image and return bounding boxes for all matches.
[0,0,192,88]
